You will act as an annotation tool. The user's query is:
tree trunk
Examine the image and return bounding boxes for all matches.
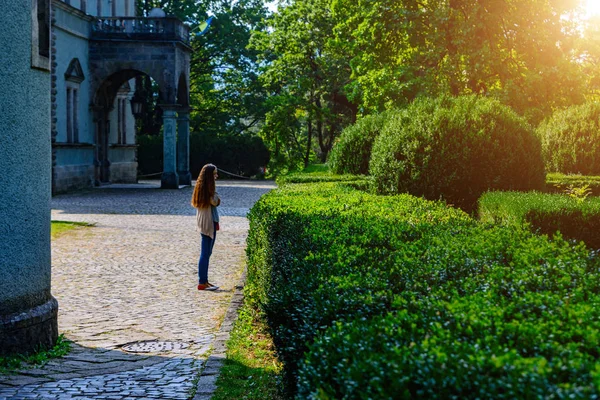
[305,117,312,168]
[315,97,324,154]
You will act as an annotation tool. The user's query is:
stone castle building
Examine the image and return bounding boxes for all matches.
[51,0,192,192]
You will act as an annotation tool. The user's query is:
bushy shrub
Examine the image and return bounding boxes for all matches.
[538,102,600,175]
[479,191,600,249]
[137,133,270,179]
[246,182,600,398]
[328,111,390,175]
[370,95,546,212]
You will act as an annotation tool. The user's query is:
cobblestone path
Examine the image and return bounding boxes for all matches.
[0,180,275,400]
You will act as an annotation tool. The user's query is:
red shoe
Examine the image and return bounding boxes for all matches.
[198,283,218,291]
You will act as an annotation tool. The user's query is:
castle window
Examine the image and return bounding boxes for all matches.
[65,59,85,143]
[66,87,79,143]
[31,0,50,70]
[116,82,131,145]
[118,98,127,144]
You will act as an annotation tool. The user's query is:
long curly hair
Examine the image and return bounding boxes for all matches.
[191,164,217,208]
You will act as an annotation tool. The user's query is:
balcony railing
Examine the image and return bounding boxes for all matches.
[91,17,190,45]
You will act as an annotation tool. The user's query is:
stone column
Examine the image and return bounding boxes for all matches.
[161,105,180,189]
[177,110,191,186]
[0,0,58,355]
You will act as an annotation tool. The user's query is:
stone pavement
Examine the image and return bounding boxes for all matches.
[0,180,275,400]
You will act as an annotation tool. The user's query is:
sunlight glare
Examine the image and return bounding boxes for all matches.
[586,0,600,17]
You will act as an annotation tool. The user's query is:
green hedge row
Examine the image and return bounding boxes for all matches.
[546,173,600,195]
[479,191,600,250]
[246,182,600,398]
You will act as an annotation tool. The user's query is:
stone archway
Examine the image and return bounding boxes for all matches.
[92,69,152,186]
[89,26,192,189]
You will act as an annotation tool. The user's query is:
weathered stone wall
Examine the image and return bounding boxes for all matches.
[53,165,96,193]
[110,162,138,183]
[0,0,58,355]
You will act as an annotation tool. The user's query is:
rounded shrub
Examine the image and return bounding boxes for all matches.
[370,95,545,211]
[537,102,600,175]
[328,111,391,175]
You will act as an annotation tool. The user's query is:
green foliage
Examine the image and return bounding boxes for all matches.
[137,133,269,178]
[479,191,600,249]
[328,111,390,175]
[370,95,546,212]
[565,184,592,204]
[0,335,71,375]
[246,182,600,398]
[330,0,586,122]
[538,102,600,175]
[137,134,164,177]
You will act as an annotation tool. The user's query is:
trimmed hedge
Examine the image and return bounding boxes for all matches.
[547,173,600,196]
[370,95,546,212]
[538,102,600,175]
[479,191,600,250]
[328,111,390,175]
[137,133,270,178]
[246,182,600,398]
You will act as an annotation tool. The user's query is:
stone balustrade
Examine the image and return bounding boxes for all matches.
[91,17,190,45]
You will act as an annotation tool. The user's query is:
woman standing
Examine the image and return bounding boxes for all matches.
[191,164,220,291]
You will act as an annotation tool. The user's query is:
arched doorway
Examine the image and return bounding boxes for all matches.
[93,68,191,188]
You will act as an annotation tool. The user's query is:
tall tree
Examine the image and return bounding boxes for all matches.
[251,0,356,166]
[189,0,269,137]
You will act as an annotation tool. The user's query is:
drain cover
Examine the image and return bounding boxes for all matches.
[121,340,190,353]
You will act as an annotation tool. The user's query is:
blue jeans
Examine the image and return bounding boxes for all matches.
[198,223,217,284]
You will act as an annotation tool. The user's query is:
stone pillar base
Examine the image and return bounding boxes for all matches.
[0,298,58,356]
[161,172,180,189]
[177,171,191,186]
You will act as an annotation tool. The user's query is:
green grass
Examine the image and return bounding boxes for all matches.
[212,304,283,400]
[276,163,368,186]
[300,164,329,174]
[0,334,71,375]
[51,220,93,239]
